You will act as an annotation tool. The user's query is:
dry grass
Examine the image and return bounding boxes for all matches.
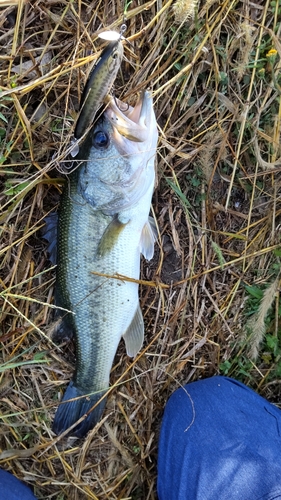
[1,0,281,498]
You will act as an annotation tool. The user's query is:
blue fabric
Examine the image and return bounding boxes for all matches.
[0,469,37,499]
[157,376,281,500]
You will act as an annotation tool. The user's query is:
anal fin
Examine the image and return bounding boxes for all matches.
[123,304,144,357]
[140,216,157,260]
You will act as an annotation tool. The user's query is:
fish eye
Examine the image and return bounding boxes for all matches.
[93,130,109,149]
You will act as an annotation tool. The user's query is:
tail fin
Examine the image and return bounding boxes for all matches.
[52,381,106,437]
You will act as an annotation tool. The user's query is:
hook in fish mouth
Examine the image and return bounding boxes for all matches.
[104,91,153,143]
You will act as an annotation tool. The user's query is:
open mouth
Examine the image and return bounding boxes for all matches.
[104,91,153,143]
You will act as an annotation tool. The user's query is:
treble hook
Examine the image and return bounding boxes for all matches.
[114,94,130,113]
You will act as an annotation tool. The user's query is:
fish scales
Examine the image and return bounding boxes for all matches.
[52,91,158,437]
[57,176,142,391]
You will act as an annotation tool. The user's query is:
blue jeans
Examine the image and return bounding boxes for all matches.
[157,376,281,499]
[0,469,37,499]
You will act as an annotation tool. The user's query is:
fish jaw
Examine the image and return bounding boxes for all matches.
[104,90,156,143]
[77,90,158,215]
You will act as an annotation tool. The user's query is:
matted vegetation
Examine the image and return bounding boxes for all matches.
[0,0,281,498]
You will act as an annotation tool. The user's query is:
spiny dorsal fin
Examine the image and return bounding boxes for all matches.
[42,212,58,264]
[123,304,144,357]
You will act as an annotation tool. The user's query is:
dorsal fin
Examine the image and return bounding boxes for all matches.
[42,212,58,264]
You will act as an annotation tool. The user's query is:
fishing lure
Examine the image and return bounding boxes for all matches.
[73,25,126,142]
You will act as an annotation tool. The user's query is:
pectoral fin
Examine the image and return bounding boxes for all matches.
[97,216,129,256]
[123,304,144,357]
[140,217,157,260]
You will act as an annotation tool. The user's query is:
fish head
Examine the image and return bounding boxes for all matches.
[77,90,158,213]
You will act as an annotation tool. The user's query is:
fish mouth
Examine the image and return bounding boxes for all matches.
[104,90,154,143]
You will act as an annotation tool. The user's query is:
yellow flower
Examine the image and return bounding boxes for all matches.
[266,48,277,58]
[266,48,278,70]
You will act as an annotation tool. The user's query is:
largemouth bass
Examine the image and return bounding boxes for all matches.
[74,39,123,140]
[52,91,158,437]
